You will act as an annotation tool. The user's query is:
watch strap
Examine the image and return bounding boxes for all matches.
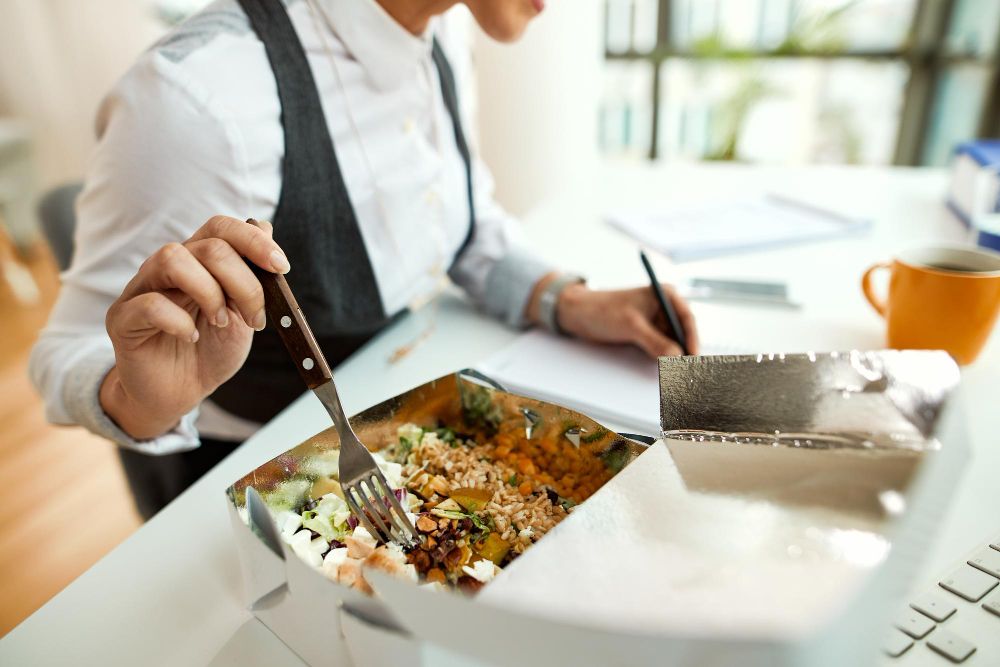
[539,274,585,335]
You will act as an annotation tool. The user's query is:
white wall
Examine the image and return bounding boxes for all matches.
[472,0,603,217]
[0,0,165,190]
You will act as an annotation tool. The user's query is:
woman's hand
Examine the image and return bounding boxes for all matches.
[554,282,700,358]
[99,216,290,440]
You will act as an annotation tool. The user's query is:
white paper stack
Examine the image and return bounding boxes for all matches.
[606,194,871,262]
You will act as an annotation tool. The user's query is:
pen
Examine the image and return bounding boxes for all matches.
[639,250,689,355]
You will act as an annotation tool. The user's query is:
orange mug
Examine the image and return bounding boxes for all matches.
[862,245,1000,365]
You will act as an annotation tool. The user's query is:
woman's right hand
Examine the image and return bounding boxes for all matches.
[99,216,290,440]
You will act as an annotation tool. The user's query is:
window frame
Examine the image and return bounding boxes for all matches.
[604,0,1000,164]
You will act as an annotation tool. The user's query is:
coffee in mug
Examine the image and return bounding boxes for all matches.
[861,245,1000,365]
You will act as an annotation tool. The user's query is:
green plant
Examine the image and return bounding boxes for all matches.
[704,72,782,161]
[687,1,859,161]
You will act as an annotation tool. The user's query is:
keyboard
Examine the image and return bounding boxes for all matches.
[881,535,1000,665]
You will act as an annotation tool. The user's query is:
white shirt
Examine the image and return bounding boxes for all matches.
[29,0,552,453]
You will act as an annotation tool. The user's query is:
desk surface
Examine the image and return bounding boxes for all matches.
[3,163,998,665]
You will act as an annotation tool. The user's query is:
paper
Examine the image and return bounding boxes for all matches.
[478,331,743,436]
[607,194,870,262]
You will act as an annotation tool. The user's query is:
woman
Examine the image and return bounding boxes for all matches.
[30,0,699,519]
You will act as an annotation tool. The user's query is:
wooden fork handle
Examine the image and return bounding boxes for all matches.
[244,218,333,389]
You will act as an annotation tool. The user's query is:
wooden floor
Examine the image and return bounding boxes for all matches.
[0,243,141,637]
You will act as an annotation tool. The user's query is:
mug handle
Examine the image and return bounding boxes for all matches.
[861,262,891,317]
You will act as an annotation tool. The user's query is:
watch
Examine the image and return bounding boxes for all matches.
[538,274,586,335]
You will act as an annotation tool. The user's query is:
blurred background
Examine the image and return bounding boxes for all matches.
[0,0,996,637]
[598,0,1000,166]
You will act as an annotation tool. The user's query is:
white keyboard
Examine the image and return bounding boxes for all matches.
[881,535,1000,665]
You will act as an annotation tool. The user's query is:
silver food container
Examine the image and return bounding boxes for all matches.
[226,351,965,667]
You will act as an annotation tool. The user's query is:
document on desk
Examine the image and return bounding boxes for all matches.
[478,331,744,437]
[606,194,871,262]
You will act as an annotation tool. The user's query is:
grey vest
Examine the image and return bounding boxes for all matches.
[211,0,474,423]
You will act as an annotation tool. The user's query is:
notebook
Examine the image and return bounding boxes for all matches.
[606,194,871,262]
[478,330,745,437]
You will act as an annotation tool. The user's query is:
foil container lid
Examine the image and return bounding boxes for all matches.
[659,350,960,450]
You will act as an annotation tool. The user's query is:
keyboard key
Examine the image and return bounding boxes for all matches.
[910,592,957,622]
[990,537,999,552]
[881,628,913,657]
[894,609,935,638]
[927,629,976,663]
[985,596,1000,618]
[968,547,1000,578]
[939,565,998,602]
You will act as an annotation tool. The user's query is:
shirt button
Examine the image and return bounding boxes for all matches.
[424,189,441,206]
[402,117,415,134]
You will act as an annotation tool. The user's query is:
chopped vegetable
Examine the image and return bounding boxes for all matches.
[397,424,424,444]
[315,493,351,528]
[467,512,493,538]
[459,384,503,433]
[600,441,630,473]
[395,436,414,463]
[448,487,492,512]
[433,498,461,512]
[301,510,344,543]
[434,426,457,447]
[473,533,511,566]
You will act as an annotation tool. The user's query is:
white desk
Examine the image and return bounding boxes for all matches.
[3,163,998,665]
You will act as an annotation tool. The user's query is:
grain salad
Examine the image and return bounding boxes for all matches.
[277,419,614,595]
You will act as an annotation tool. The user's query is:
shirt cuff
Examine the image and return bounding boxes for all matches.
[482,245,556,328]
[62,348,202,455]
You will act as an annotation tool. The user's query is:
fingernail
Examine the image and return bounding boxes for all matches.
[190,329,200,343]
[215,307,229,328]
[269,249,290,274]
[253,309,266,331]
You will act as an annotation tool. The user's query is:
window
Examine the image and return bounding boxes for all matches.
[601,0,1000,165]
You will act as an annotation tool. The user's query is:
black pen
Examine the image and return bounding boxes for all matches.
[639,250,689,355]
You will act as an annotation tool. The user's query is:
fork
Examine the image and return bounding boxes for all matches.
[245,219,419,547]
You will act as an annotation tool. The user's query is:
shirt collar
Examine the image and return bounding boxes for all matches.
[318,0,434,91]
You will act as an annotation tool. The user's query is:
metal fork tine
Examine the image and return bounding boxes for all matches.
[343,487,376,540]
[345,486,389,544]
[369,473,415,544]
[371,472,418,543]
[356,481,395,544]
[367,476,412,545]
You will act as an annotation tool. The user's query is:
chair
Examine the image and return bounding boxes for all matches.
[37,183,83,271]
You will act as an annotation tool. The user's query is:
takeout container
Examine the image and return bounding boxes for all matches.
[226,352,965,667]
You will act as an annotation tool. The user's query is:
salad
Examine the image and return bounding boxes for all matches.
[273,420,613,594]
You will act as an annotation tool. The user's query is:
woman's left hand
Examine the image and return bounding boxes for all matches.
[554,283,700,358]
